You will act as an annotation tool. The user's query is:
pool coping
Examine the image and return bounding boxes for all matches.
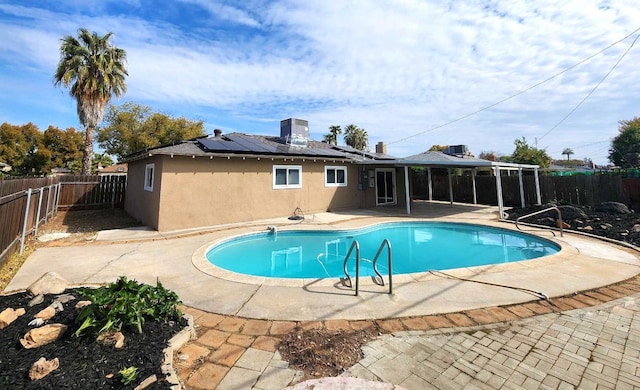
[191,219,568,288]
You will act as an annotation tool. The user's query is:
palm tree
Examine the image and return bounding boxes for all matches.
[562,147,574,161]
[344,124,368,151]
[323,125,342,145]
[54,28,127,175]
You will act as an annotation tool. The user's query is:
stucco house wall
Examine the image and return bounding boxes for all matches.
[126,155,364,231]
[126,156,162,229]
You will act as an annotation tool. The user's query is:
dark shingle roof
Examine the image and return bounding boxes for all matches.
[121,133,395,162]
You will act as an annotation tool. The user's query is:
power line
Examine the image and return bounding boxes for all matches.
[537,33,640,142]
[388,26,640,146]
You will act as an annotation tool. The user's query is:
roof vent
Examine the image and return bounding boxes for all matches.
[280,118,309,147]
[443,145,469,157]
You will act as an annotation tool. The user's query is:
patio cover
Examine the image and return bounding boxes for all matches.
[358,151,541,218]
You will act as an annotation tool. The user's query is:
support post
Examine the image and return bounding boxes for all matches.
[404,166,411,215]
[518,167,525,208]
[427,167,433,201]
[448,168,454,207]
[495,167,505,219]
[20,189,33,255]
[472,168,477,204]
[534,167,542,205]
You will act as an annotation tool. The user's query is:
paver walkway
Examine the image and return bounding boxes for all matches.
[175,275,640,389]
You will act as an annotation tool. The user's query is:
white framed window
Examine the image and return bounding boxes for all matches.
[273,165,302,189]
[144,163,155,192]
[325,166,347,187]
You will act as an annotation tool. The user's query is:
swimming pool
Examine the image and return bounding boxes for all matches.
[205,222,560,279]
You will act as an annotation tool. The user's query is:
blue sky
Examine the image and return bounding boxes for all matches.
[1,1,639,164]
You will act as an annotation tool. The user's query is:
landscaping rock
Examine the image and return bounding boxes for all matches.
[28,294,44,307]
[53,293,76,304]
[0,307,26,329]
[29,357,59,380]
[558,205,588,220]
[134,374,157,390]
[97,331,125,349]
[27,272,69,296]
[596,201,631,214]
[20,324,68,349]
[75,300,92,309]
[34,306,56,321]
[551,205,587,221]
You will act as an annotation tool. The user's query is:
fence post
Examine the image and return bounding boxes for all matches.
[110,177,117,209]
[45,184,52,223]
[34,188,44,237]
[54,182,60,213]
[20,188,33,255]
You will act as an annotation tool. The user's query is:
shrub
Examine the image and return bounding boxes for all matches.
[75,276,182,336]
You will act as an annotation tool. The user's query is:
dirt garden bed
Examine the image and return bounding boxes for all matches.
[0,288,187,389]
[505,202,640,247]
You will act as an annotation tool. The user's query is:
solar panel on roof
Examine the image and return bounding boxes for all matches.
[196,134,361,159]
[226,134,275,153]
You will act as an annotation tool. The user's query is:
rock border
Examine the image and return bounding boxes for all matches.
[0,285,196,390]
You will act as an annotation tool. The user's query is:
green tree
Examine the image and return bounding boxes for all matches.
[323,125,342,145]
[428,145,448,152]
[0,122,52,175]
[510,137,551,168]
[562,148,574,160]
[608,117,640,167]
[478,151,497,161]
[43,125,84,172]
[97,102,205,158]
[343,124,368,151]
[54,28,128,175]
[92,153,115,172]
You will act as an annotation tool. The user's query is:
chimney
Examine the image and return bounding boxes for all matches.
[213,129,222,137]
[375,141,387,154]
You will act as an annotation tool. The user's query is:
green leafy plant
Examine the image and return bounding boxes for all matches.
[75,276,182,336]
[119,366,138,385]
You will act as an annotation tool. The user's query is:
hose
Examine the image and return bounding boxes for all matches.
[427,269,551,303]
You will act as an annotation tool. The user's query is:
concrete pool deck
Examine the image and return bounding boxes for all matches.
[6,202,640,389]
[6,202,640,321]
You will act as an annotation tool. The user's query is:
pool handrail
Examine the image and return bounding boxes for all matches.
[342,240,361,296]
[372,239,393,294]
[515,206,563,237]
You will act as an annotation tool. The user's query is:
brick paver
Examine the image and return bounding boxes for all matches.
[178,283,640,390]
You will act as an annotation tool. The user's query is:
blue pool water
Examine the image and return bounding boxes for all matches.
[206,222,560,279]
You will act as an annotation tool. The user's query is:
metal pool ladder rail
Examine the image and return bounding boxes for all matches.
[515,205,563,237]
[343,239,393,296]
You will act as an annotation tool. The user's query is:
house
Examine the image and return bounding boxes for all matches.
[50,167,72,176]
[97,163,128,176]
[122,119,542,232]
[121,119,400,231]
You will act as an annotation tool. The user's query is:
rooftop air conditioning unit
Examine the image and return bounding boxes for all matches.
[443,145,469,157]
[281,118,309,147]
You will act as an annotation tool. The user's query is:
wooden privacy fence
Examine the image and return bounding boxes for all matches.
[411,171,639,209]
[56,175,126,210]
[0,175,126,266]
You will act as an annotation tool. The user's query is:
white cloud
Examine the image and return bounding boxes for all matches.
[0,0,639,163]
